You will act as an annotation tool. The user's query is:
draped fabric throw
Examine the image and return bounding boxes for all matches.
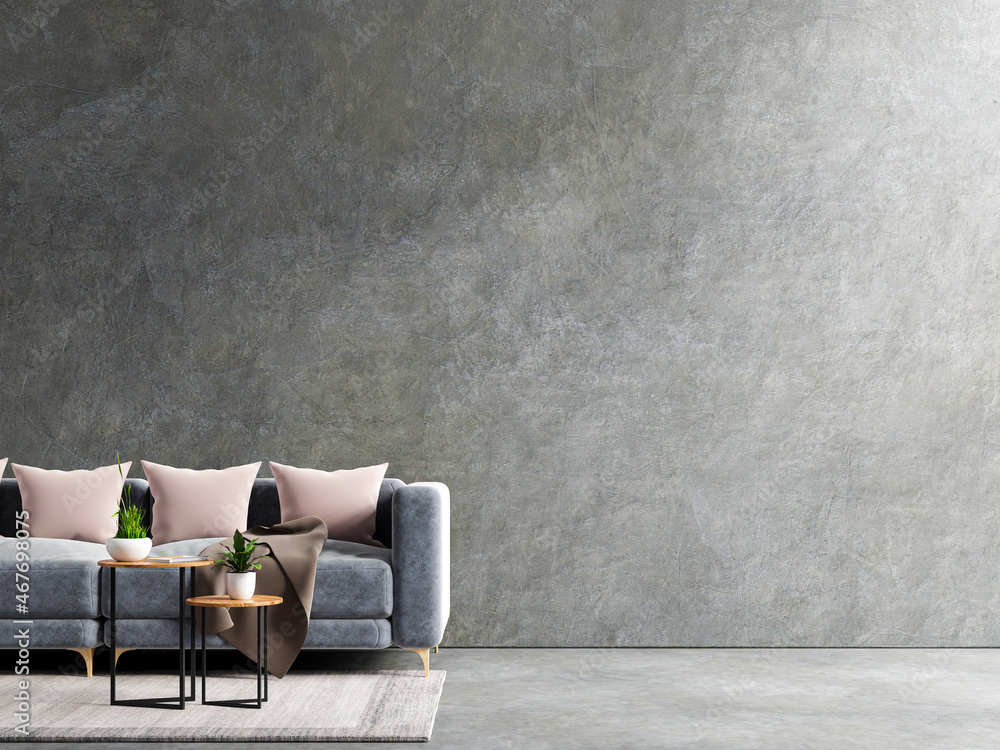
[197,515,328,677]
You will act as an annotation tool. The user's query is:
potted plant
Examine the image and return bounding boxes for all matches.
[214,529,267,600]
[106,456,151,562]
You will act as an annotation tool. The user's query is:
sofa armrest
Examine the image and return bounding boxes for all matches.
[390,482,450,649]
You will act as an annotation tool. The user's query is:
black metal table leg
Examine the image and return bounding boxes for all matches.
[189,571,196,700]
[256,607,262,708]
[201,607,207,704]
[179,567,185,709]
[109,567,116,704]
[200,603,269,709]
[109,565,191,709]
[264,606,269,702]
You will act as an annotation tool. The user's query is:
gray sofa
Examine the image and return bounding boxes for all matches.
[0,476,449,676]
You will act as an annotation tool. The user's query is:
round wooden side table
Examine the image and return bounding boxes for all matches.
[98,558,214,709]
[186,594,283,709]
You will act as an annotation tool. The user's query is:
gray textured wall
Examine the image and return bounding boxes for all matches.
[2,1,999,646]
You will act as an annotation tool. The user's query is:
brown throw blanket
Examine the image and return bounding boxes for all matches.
[196,516,328,678]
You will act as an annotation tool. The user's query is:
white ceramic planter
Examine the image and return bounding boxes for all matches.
[106,537,152,562]
[226,571,256,600]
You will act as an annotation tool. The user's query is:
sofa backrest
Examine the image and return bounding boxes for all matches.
[0,476,403,547]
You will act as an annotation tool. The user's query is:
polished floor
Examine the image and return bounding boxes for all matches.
[9,647,1000,748]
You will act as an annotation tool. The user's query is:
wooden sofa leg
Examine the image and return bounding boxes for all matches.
[114,648,134,668]
[404,648,430,677]
[434,646,439,654]
[68,648,95,677]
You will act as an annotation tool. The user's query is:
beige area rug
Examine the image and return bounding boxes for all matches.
[2,669,445,742]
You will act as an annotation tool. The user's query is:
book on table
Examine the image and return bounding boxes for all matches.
[144,555,212,563]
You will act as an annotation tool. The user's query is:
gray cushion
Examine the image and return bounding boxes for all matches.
[4,617,103,649]
[106,617,229,649]
[312,541,392,619]
[102,538,393,620]
[304,618,392,649]
[107,617,392,650]
[0,538,106,618]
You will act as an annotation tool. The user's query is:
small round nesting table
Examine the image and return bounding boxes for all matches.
[98,558,215,709]
[186,594,282,709]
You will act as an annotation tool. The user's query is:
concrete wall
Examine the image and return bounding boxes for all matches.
[2,1,999,646]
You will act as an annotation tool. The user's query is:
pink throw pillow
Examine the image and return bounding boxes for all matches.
[143,461,261,545]
[269,461,388,547]
[12,462,131,543]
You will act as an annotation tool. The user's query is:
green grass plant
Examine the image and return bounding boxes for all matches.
[111,453,148,539]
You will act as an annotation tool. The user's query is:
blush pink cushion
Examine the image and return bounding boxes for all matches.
[270,462,388,547]
[143,460,261,545]
[12,462,131,543]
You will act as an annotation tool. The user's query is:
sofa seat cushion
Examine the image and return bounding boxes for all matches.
[105,617,392,650]
[5,618,103,650]
[0,538,107,618]
[312,540,392,619]
[102,538,393,620]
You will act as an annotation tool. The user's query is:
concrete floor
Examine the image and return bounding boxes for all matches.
[11,647,1000,749]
